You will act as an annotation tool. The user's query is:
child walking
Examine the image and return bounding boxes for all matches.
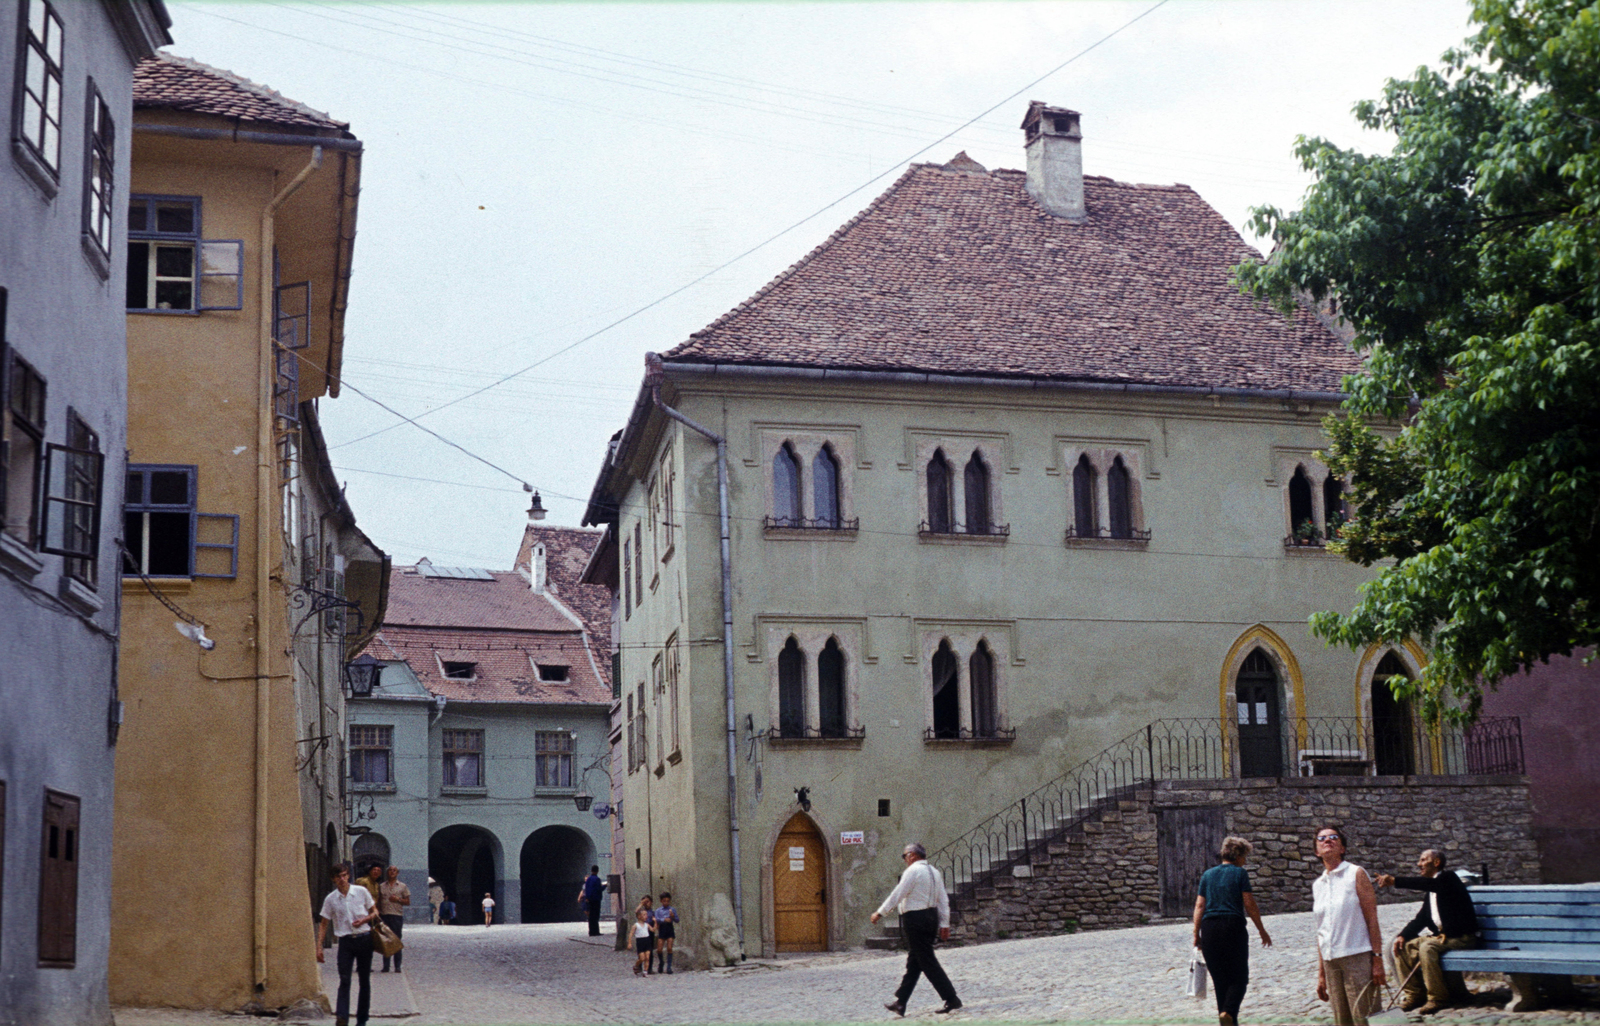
[631,908,657,977]
[653,892,680,974]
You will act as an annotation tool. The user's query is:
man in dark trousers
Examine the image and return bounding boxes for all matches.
[576,865,607,937]
[870,842,962,1016]
[1377,849,1481,1015]
[317,864,378,1026]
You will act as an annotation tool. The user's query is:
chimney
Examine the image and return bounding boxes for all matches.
[1022,101,1085,221]
[531,542,547,594]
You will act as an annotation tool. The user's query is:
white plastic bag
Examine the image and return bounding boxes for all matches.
[1186,948,1208,999]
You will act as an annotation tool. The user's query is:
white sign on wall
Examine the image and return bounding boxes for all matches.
[789,859,805,871]
[840,831,864,845]
[789,847,805,858]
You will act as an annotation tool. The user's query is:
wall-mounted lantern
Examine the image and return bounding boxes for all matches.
[573,792,594,812]
[345,653,383,698]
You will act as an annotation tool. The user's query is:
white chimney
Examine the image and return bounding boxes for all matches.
[1022,101,1085,221]
[531,542,547,594]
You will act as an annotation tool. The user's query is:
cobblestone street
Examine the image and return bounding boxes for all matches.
[113,904,1600,1026]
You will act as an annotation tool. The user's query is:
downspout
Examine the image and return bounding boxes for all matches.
[255,145,322,994]
[643,351,743,952]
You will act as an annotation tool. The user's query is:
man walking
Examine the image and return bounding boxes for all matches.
[318,864,378,1026]
[577,865,606,937]
[379,864,411,973]
[1377,850,1480,1015]
[870,843,962,1016]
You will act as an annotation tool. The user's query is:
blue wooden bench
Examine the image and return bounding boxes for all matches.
[1440,884,1600,1011]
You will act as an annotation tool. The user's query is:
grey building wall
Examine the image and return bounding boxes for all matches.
[0,3,169,1024]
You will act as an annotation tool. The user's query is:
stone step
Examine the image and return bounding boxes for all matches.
[863,935,902,950]
[1118,800,1144,812]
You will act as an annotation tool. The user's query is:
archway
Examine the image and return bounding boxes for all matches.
[1372,652,1416,775]
[429,825,501,924]
[353,832,391,878]
[520,826,594,923]
[773,813,827,952]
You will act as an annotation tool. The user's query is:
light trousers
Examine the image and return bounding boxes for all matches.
[1396,934,1476,1004]
[1322,951,1375,1026]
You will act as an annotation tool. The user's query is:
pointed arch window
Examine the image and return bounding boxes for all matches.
[964,452,992,534]
[930,640,960,739]
[1073,455,1098,537]
[970,641,997,738]
[1323,473,1346,539]
[1288,465,1316,544]
[777,637,805,738]
[926,450,953,534]
[818,637,846,738]
[772,443,801,527]
[814,445,841,529]
[1107,456,1133,540]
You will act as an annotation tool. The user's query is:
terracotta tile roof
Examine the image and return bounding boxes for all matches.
[514,525,612,656]
[134,53,346,130]
[665,163,1360,392]
[373,626,608,705]
[384,566,578,632]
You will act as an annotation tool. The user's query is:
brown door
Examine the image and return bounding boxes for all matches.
[773,813,827,951]
[1158,806,1227,918]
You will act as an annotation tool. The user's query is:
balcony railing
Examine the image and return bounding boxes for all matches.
[923,725,1018,742]
[1064,525,1153,543]
[918,521,1010,538]
[771,724,866,741]
[763,515,860,531]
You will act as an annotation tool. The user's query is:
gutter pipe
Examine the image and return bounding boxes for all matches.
[254,145,323,995]
[660,359,1349,404]
[133,123,363,153]
[643,352,744,953]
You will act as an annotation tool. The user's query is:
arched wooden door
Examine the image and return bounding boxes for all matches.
[773,813,827,951]
[1236,649,1283,777]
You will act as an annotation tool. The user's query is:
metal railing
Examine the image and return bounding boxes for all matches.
[928,715,1523,890]
[918,520,1011,538]
[762,515,860,531]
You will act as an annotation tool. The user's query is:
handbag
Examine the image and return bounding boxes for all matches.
[1186,948,1208,999]
[1360,960,1421,1025]
[371,917,403,958]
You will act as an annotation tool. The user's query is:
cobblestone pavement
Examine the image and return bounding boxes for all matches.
[115,905,1600,1025]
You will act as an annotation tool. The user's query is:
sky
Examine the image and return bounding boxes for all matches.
[163,0,1480,570]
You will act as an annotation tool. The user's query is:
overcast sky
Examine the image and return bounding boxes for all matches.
[165,0,1476,569]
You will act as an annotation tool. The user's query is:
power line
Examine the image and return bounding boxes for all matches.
[325,0,1173,452]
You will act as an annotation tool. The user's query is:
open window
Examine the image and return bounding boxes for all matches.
[3,353,46,546]
[81,80,114,269]
[126,196,243,312]
[122,465,239,579]
[931,640,960,739]
[14,0,63,188]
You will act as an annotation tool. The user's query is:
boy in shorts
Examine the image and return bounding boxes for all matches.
[653,892,680,974]
[631,908,657,976]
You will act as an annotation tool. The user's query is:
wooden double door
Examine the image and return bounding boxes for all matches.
[773,813,827,951]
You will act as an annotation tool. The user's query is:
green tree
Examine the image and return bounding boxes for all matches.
[1238,0,1599,721]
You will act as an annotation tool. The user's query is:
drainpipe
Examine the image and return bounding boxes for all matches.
[643,352,743,951]
[255,145,322,995]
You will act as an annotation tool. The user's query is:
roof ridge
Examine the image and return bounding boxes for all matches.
[674,165,923,350]
[136,52,346,129]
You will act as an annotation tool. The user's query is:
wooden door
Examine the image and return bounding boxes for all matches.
[1236,650,1283,778]
[1158,806,1227,918]
[773,814,827,951]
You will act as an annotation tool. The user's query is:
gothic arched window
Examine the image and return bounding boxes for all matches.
[814,445,841,529]
[931,640,960,738]
[1289,465,1315,541]
[818,637,846,737]
[773,443,801,526]
[927,449,953,533]
[1107,456,1132,540]
[964,452,991,534]
[1073,455,1098,537]
[970,641,997,737]
[778,636,805,737]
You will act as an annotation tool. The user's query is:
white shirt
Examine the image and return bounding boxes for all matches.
[875,858,951,929]
[1313,860,1375,961]
[633,919,653,939]
[482,896,496,910]
[1429,891,1442,932]
[320,885,375,938]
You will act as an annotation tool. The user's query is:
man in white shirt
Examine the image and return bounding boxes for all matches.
[318,864,378,1026]
[870,842,962,1016]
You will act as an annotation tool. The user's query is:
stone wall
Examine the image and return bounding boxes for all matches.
[955,775,1539,942]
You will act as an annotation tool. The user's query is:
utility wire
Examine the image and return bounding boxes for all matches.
[326,0,1172,452]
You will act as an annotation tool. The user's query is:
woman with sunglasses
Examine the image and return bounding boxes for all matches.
[1311,825,1386,1025]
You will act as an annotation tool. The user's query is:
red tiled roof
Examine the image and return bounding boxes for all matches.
[134,53,346,130]
[665,163,1361,392]
[384,567,577,632]
[515,525,612,659]
[374,626,608,705]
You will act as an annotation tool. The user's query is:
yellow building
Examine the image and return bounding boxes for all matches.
[113,55,385,1011]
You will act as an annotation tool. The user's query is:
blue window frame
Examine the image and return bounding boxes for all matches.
[122,464,238,579]
[125,195,243,312]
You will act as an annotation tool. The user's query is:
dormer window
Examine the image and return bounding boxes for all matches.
[442,661,476,680]
[536,664,569,682]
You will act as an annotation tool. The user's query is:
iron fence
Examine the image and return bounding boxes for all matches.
[928,715,1523,890]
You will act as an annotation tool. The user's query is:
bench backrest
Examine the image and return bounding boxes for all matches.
[1468,885,1600,951]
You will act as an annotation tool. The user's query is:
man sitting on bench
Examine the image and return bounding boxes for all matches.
[1377,849,1481,1015]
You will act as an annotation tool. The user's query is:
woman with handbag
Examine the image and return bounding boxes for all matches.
[1193,835,1273,1026]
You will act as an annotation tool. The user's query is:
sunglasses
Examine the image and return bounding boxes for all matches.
[1316,834,1342,843]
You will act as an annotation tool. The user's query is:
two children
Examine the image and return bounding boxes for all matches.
[630,892,680,976]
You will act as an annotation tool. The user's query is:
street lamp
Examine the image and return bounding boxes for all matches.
[573,792,594,812]
[527,490,546,521]
[345,653,383,698]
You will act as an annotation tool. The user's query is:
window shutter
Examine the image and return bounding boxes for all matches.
[193,512,239,578]
[38,790,80,968]
[197,241,245,310]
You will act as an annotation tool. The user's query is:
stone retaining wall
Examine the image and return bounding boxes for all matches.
[956,775,1539,942]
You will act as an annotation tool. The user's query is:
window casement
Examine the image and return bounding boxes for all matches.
[46,410,103,584]
[963,452,992,534]
[2,352,46,546]
[1280,458,1349,550]
[122,465,239,578]
[920,445,1009,540]
[659,447,675,556]
[925,449,953,533]
[442,728,484,788]
[760,432,858,534]
[535,663,568,682]
[664,634,681,757]
[535,731,574,789]
[37,789,78,969]
[80,80,114,272]
[625,692,636,773]
[13,0,64,190]
[349,725,393,786]
[1323,472,1347,540]
[1063,447,1150,546]
[440,660,477,680]
[768,629,863,743]
[632,521,643,602]
[634,682,647,771]
[125,195,244,313]
[1288,465,1315,542]
[922,632,1014,743]
[651,654,664,769]
[622,536,632,619]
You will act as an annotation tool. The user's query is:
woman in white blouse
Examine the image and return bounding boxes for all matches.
[1312,825,1386,1025]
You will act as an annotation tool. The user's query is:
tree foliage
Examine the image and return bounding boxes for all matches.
[1238,0,1600,721]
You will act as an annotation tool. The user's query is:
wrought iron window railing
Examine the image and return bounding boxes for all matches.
[771,724,867,741]
[918,521,1011,537]
[927,715,1523,891]
[763,515,860,531]
[1064,525,1152,542]
[923,726,1018,742]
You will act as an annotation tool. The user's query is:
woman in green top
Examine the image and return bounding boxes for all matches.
[1193,836,1273,1026]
